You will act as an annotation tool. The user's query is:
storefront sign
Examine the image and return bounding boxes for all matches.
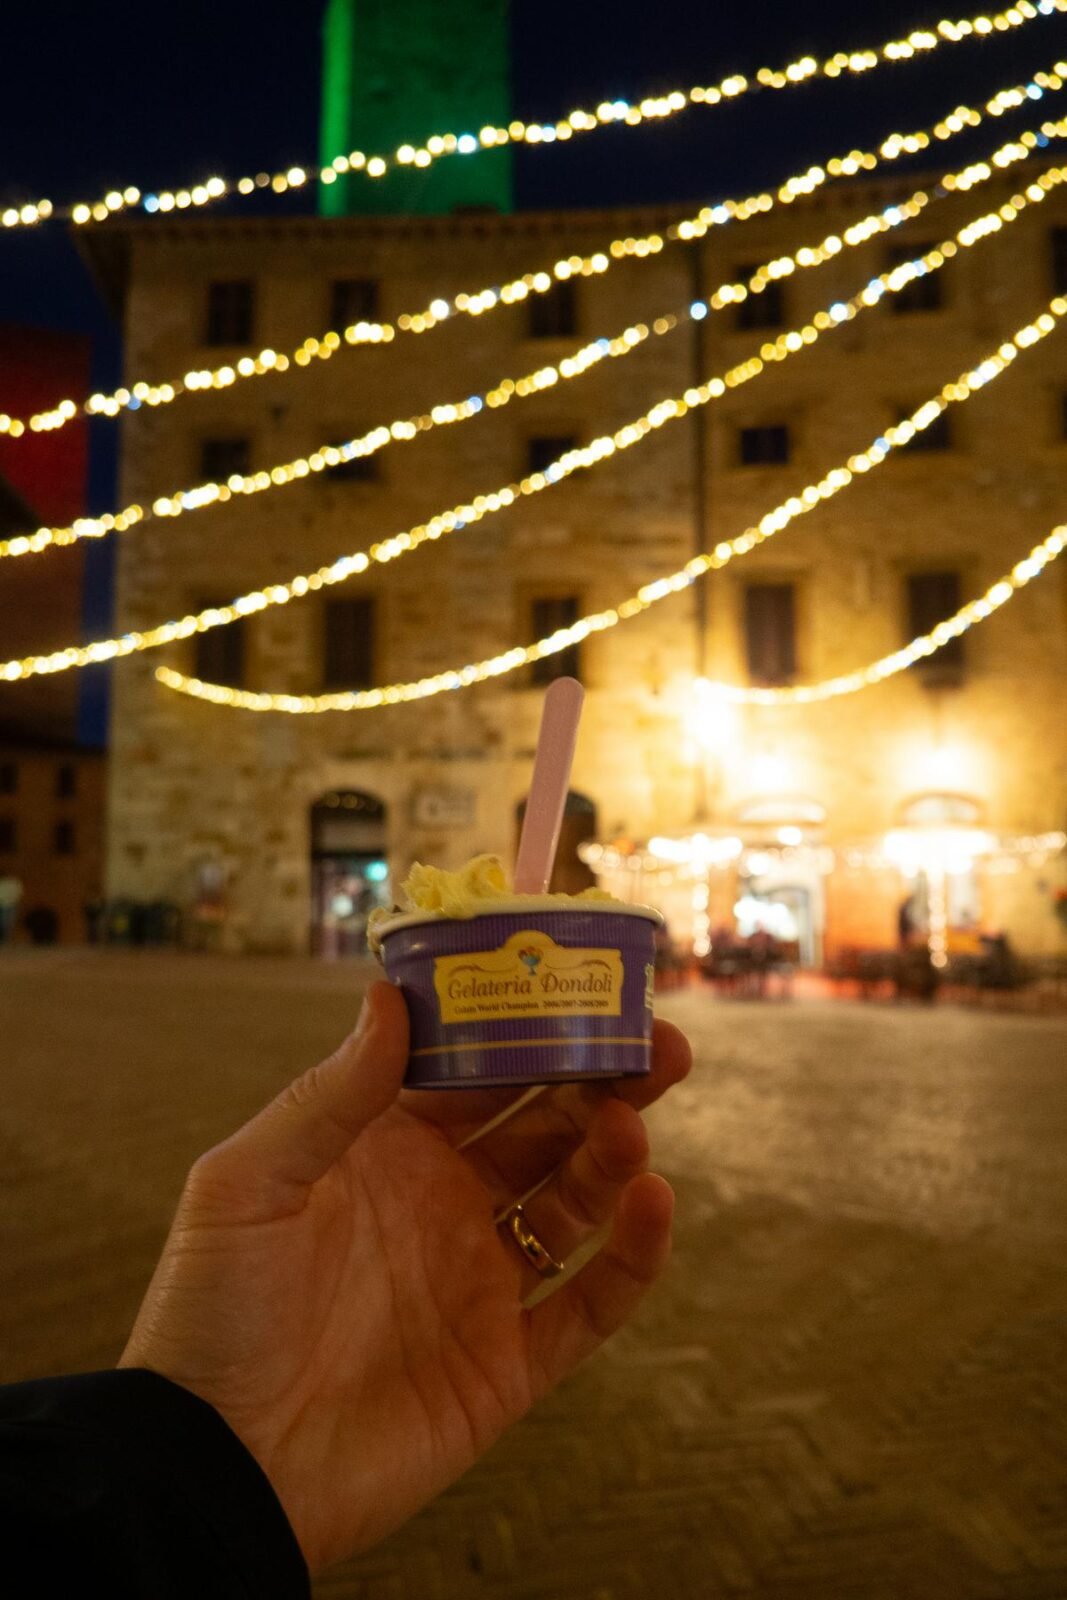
[413,786,476,829]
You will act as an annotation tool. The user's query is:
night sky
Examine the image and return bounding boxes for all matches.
[3,1,1064,358]
[1,1,1064,738]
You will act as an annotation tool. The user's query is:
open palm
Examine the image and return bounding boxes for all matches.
[120,982,690,1572]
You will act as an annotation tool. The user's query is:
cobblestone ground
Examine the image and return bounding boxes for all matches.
[1,951,1065,1599]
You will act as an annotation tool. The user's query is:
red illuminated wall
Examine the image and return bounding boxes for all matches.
[0,323,91,525]
[0,324,93,742]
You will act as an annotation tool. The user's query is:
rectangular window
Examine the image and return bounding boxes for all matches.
[330,278,380,328]
[528,280,577,339]
[1051,227,1067,296]
[204,279,255,346]
[0,762,16,796]
[530,596,581,685]
[527,435,578,475]
[739,424,790,466]
[323,597,376,690]
[735,268,784,331]
[194,606,247,688]
[897,408,952,452]
[200,437,251,482]
[56,763,76,800]
[744,583,797,686]
[907,571,964,674]
[885,243,943,312]
[0,817,15,852]
[54,820,76,856]
[322,439,380,482]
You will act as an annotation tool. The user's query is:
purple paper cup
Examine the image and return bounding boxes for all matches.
[378,901,662,1089]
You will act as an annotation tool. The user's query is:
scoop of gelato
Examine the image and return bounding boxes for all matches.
[367,853,614,953]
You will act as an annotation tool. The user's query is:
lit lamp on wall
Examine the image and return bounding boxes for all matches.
[682,678,740,819]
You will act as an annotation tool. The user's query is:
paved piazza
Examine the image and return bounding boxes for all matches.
[2,951,1065,1599]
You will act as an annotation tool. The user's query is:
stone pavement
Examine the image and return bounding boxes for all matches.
[1,951,1065,1598]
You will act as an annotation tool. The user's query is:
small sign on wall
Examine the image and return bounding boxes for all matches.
[413,787,477,829]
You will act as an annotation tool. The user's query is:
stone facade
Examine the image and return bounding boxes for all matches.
[94,166,1067,956]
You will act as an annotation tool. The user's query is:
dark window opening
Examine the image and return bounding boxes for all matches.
[56,763,76,800]
[527,435,578,474]
[528,280,577,339]
[897,409,952,452]
[204,279,255,346]
[907,571,965,679]
[200,437,251,482]
[1051,227,1067,296]
[744,583,797,686]
[530,597,581,685]
[734,268,784,331]
[739,424,790,466]
[0,763,16,796]
[194,606,247,688]
[886,243,943,312]
[0,817,16,852]
[53,820,76,856]
[322,439,380,482]
[323,597,376,690]
[330,278,380,327]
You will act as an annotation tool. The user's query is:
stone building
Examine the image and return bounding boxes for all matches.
[86,159,1067,958]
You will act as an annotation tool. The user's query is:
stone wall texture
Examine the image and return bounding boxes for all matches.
[103,168,1067,956]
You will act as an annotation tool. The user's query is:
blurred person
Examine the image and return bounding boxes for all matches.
[0,981,690,1597]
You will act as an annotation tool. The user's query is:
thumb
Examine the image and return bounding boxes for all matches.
[206,981,409,1209]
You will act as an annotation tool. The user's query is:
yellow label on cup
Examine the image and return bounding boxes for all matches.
[434,929,624,1024]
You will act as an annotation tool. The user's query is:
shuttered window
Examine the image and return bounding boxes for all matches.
[330,278,379,327]
[194,603,247,687]
[529,281,577,338]
[324,597,376,690]
[744,584,796,685]
[735,267,784,330]
[204,280,255,345]
[739,424,790,466]
[527,435,578,474]
[907,571,964,673]
[886,243,943,312]
[530,597,581,684]
[200,437,251,481]
[897,409,952,452]
[1050,227,1067,295]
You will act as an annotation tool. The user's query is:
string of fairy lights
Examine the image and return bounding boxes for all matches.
[154,522,1065,712]
[4,60,1065,441]
[2,149,1064,571]
[3,289,1061,692]
[1,0,1062,233]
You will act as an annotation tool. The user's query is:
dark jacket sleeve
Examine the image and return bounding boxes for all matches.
[0,1369,310,1599]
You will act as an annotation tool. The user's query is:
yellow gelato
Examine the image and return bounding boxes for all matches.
[368,853,615,953]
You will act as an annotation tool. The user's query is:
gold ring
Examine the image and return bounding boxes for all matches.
[504,1203,565,1278]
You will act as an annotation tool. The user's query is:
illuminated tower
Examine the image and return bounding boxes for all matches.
[319,0,513,216]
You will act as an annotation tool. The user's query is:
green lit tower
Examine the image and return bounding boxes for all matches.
[319,0,513,216]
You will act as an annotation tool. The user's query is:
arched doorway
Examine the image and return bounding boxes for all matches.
[515,790,597,895]
[733,795,828,967]
[310,790,390,957]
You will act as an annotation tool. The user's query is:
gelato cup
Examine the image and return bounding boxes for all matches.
[378,899,662,1089]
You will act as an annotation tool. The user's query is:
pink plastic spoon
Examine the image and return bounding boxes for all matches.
[513,676,585,894]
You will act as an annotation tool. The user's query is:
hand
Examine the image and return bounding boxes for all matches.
[120,981,691,1571]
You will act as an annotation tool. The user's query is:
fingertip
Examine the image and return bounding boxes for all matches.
[365,979,409,1051]
[590,1095,650,1174]
[650,1019,692,1084]
[624,1170,675,1227]
[613,1172,674,1278]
